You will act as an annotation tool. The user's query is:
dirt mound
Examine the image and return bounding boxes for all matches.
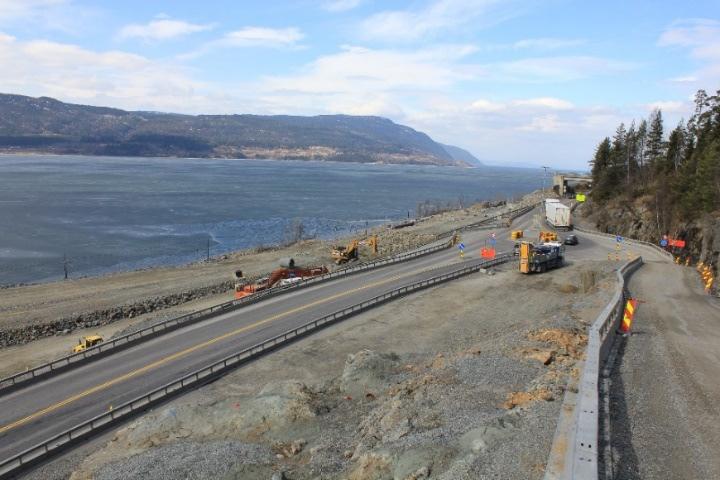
[340,349,399,398]
[518,348,555,365]
[528,328,587,360]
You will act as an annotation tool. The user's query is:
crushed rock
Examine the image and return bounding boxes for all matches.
[501,388,555,409]
[340,349,399,399]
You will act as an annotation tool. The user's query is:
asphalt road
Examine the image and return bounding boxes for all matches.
[0,207,550,464]
[609,247,720,479]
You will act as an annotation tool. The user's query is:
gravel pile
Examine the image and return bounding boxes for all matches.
[91,441,273,480]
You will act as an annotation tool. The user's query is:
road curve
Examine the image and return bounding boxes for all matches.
[0,207,540,464]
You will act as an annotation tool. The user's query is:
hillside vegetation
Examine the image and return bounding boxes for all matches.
[584,88,720,284]
[0,93,469,166]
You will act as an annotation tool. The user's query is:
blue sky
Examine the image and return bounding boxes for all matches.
[0,0,719,169]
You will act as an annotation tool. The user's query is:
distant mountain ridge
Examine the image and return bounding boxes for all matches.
[440,144,484,167]
[0,93,472,167]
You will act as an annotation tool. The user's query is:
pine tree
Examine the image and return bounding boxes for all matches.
[625,121,640,186]
[591,137,614,201]
[636,119,648,180]
[646,109,665,172]
[664,121,687,174]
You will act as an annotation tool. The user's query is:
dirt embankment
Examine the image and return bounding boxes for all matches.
[51,257,614,480]
[0,194,543,349]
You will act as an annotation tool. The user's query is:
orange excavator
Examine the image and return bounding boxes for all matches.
[234,258,329,299]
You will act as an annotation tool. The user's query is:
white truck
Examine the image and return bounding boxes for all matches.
[545,199,572,230]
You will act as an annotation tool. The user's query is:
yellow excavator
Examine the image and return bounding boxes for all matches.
[331,235,378,264]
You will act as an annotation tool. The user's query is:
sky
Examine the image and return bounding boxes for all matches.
[0,0,719,169]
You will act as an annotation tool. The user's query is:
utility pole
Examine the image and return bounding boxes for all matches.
[541,166,550,194]
[206,237,210,262]
[63,253,69,280]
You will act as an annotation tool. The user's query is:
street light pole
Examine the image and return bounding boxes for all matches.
[541,166,550,194]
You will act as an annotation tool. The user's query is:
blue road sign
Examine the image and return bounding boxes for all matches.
[458,243,465,250]
[660,239,668,247]
[489,238,497,246]
[616,235,623,243]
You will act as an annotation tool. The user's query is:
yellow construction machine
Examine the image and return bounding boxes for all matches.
[511,230,523,240]
[519,241,565,274]
[331,235,378,264]
[73,335,103,353]
[539,231,558,243]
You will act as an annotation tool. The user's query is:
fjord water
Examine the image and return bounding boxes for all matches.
[0,155,541,285]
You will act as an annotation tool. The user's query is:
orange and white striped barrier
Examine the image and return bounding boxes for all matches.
[618,298,638,335]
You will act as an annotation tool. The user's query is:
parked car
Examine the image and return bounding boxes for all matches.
[564,234,579,245]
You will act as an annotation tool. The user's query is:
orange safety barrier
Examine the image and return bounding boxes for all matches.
[618,298,637,334]
[480,247,496,259]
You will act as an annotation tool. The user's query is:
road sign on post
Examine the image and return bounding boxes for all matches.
[576,193,586,202]
[616,235,623,243]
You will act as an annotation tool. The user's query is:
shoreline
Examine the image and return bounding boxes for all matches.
[0,190,543,347]
[0,151,537,171]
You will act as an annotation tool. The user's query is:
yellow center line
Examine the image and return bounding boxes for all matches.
[0,262,448,435]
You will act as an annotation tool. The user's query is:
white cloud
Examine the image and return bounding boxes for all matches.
[512,97,574,110]
[658,19,720,60]
[518,114,565,132]
[658,19,720,89]
[668,75,698,83]
[0,0,93,32]
[118,19,213,41]
[488,56,636,82]
[181,26,305,58]
[512,38,585,50]
[468,99,506,112]
[360,0,515,42]
[644,100,688,114]
[0,0,65,22]
[0,34,226,113]
[221,26,304,47]
[260,45,478,98]
[323,0,363,12]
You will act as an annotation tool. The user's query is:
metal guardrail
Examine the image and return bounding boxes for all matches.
[573,226,673,260]
[0,253,512,479]
[0,204,536,394]
[545,256,643,479]
[0,237,451,393]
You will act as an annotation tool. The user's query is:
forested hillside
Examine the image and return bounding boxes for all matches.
[584,88,719,287]
[0,93,466,166]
